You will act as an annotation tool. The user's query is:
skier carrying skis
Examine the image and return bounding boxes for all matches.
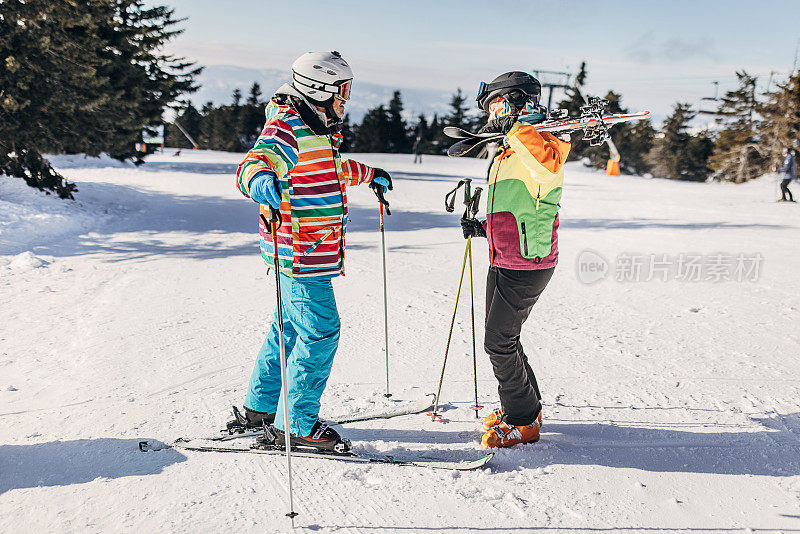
[233,51,393,452]
[461,71,571,448]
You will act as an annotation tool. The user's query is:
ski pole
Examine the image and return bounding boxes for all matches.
[260,208,298,526]
[467,187,483,419]
[378,194,392,398]
[430,180,485,421]
[431,179,475,420]
[430,238,470,420]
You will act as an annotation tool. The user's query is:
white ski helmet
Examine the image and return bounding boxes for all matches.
[291,51,354,106]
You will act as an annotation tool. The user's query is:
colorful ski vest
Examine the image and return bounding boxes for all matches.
[486,122,571,270]
[236,100,374,277]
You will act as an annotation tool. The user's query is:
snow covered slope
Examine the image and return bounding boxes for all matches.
[1,151,799,533]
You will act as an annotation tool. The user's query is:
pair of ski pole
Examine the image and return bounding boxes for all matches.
[430,178,483,421]
[262,187,393,525]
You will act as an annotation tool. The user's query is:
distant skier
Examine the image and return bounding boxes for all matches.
[461,71,570,448]
[777,147,796,202]
[233,51,393,452]
[413,135,424,164]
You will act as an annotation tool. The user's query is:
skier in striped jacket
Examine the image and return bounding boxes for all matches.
[233,52,392,451]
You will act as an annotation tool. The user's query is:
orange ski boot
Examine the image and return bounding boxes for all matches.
[481,418,541,448]
[482,408,504,431]
[482,409,542,431]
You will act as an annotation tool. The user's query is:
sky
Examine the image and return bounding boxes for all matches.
[155,0,800,123]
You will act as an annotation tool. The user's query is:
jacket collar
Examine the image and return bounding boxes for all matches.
[274,83,331,135]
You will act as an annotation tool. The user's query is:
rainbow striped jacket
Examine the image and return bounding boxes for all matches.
[237,99,375,278]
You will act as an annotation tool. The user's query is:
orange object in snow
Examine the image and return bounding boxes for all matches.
[606,155,620,176]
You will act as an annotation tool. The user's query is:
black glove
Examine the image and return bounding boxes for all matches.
[461,217,486,239]
[477,115,517,136]
[370,167,393,192]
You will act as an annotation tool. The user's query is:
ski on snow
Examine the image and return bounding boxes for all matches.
[328,393,435,425]
[211,394,437,443]
[139,438,494,471]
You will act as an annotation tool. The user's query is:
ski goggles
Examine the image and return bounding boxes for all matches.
[476,81,490,103]
[488,98,540,120]
[335,79,352,102]
[293,72,352,102]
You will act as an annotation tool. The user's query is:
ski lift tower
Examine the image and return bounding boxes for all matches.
[531,69,573,111]
[698,81,720,116]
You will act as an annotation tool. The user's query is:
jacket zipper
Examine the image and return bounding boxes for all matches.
[301,227,335,256]
[488,150,507,267]
[521,222,529,255]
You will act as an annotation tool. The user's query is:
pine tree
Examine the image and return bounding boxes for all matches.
[246,83,263,106]
[339,114,354,153]
[427,114,444,155]
[559,61,588,114]
[352,105,390,152]
[412,114,429,154]
[240,82,266,148]
[445,88,470,128]
[228,88,254,151]
[621,118,657,175]
[558,61,590,161]
[386,91,410,153]
[429,89,470,153]
[758,70,800,168]
[0,0,200,198]
[709,71,765,182]
[166,104,202,148]
[648,103,711,181]
[69,1,201,160]
[581,90,655,175]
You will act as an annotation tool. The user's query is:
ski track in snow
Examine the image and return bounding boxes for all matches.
[2,150,800,533]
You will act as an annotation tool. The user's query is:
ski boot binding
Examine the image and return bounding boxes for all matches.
[482,408,541,431]
[258,419,351,454]
[226,406,275,435]
[481,417,541,448]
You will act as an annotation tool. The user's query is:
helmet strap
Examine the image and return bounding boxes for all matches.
[286,94,331,135]
[322,100,343,127]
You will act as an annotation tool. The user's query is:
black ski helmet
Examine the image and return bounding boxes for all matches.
[476,71,541,113]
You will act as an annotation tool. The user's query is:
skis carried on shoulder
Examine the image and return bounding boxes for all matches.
[139,437,493,472]
[446,98,650,157]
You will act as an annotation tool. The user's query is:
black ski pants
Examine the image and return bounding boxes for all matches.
[484,266,554,426]
[780,179,794,201]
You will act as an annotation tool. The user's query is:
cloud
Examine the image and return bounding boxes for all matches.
[626,35,720,63]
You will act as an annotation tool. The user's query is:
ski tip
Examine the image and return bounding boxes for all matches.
[465,452,494,469]
[138,439,170,452]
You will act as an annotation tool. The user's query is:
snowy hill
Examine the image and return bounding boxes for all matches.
[2,151,800,532]
[192,65,453,122]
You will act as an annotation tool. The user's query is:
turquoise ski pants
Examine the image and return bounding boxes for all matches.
[245,274,340,436]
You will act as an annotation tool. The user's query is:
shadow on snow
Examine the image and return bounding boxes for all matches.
[345,412,800,477]
[0,438,185,494]
[17,160,790,262]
